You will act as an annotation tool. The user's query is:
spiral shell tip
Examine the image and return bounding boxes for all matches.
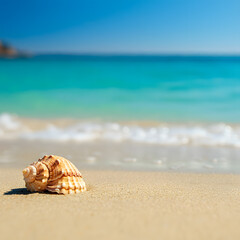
[22,168,29,177]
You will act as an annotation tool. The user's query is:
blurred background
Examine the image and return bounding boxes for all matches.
[0,0,240,172]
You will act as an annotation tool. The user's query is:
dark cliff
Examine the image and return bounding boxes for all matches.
[0,41,29,58]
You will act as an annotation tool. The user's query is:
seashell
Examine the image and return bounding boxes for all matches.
[23,155,86,194]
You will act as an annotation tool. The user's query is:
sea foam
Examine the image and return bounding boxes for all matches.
[0,113,240,147]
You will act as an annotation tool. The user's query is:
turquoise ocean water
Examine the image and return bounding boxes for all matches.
[0,55,240,122]
[1,56,240,172]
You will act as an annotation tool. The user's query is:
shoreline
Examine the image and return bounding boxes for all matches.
[1,169,240,239]
[3,112,240,125]
[1,139,240,173]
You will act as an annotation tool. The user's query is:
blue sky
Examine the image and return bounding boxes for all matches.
[1,0,240,54]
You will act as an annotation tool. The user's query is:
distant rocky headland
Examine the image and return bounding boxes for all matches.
[0,41,29,58]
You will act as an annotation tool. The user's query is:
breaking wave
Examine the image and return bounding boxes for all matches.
[1,113,240,147]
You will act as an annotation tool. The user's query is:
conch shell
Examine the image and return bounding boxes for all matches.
[23,155,86,194]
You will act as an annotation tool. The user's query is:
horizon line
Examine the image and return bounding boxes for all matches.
[32,52,240,57]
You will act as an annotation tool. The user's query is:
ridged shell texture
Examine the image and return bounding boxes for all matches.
[23,155,86,194]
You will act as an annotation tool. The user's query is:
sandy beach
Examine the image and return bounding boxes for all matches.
[1,1,240,239]
[1,169,240,240]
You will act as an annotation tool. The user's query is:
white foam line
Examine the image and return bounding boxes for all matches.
[1,113,240,147]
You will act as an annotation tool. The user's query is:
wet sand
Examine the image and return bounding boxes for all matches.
[1,169,240,240]
[1,139,240,173]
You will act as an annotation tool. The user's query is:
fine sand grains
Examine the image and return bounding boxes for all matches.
[1,169,240,240]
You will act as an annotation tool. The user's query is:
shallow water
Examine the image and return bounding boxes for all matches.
[0,55,240,122]
[0,113,240,173]
[0,56,240,172]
